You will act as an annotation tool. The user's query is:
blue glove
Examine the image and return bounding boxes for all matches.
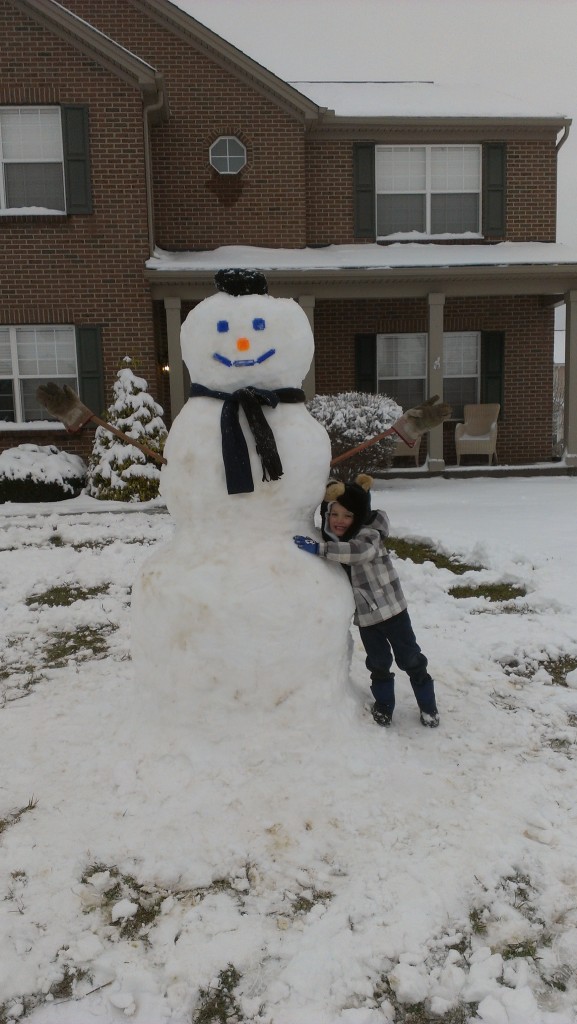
[293,535,319,555]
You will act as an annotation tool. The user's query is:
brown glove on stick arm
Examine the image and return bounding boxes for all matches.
[330,395,452,466]
[36,383,167,466]
[392,395,452,444]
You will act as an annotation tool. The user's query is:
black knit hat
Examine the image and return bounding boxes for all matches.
[214,268,268,296]
[322,474,373,540]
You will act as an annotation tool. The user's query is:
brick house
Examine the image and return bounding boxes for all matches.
[2,0,577,468]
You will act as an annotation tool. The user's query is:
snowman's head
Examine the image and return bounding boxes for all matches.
[180,269,314,391]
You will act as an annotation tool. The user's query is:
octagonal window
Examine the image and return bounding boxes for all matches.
[209,136,247,175]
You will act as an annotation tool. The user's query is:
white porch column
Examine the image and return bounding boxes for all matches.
[298,294,316,399]
[427,292,446,472]
[564,290,577,466]
[164,296,185,418]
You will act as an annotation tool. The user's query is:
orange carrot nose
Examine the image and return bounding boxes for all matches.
[236,337,250,351]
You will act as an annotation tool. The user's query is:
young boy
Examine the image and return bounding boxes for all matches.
[294,474,439,728]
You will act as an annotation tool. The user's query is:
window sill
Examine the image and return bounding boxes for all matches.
[0,209,66,217]
[0,421,65,432]
[377,233,483,243]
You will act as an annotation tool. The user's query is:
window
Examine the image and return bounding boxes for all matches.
[0,105,92,215]
[377,333,427,409]
[375,146,481,238]
[443,332,480,417]
[377,332,480,418]
[0,326,78,422]
[209,136,247,175]
[0,107,65,212]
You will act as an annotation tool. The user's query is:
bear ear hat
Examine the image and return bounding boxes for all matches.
[355,473,373,492]
[324,479,345,503]
[323,474,373,503]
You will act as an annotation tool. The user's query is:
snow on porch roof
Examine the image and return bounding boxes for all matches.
[287,80,569,120]
[146,241,577,274]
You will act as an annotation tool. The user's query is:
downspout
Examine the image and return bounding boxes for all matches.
[143,74,167,258]
[556,123,571,153]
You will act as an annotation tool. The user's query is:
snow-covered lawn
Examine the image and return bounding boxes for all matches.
[1,476,577,1024]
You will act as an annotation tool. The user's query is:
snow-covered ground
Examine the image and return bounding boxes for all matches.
[1,475,577,1024]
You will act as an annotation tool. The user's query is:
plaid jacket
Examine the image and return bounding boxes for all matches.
[318,509,407,627]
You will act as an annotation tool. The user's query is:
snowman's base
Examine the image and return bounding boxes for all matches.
[131,531,355,738]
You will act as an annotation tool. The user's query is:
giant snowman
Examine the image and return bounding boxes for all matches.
[131,269,355,740]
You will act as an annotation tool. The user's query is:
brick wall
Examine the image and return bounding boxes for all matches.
[305,135,559,245]
[64,0,308,249]
[0,3,158,442]
[506,140,557,241]
[313,295,554,465]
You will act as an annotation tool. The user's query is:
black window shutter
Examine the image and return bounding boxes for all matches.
[353,143,375,239]
[481,330,504,409]
[355,334,377,391]
[76,326,104,413]
[62,105,93,214]
[482,143,506,237]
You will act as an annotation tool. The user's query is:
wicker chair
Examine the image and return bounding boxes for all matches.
[455,403,500,466]
[392,433,422,467]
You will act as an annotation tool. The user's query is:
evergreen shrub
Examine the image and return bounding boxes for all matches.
[307,391,402,479]
[86,358,167,502]
[0,444,87,503]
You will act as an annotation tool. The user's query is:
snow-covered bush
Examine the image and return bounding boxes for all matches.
[0,444,87,503]
[86,358,167,502]
[307,391,402,479]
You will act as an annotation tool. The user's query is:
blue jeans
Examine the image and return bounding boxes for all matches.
[359,608,437,716]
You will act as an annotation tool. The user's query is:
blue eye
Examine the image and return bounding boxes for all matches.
[217,320,229,333]
[252,318,266,331]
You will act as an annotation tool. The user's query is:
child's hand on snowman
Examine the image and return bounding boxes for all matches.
[293,535,320,555]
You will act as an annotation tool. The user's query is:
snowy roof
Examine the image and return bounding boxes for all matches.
[289,80,569,121]
[146,241,577,273]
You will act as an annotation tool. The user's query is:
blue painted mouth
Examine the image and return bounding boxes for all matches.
[213,348,276,368]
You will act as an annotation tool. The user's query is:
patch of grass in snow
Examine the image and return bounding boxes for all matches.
[373,975,477,1023]
[501,939,539,960]
[499,871,542,924]
[81,865,168,942]
[0,664,41,686]
[25,583,109,607]
[286,887,334,916]
[71,537,142,550]
[193,965,244,1024]
[449,581,527,602]
[43,624,116,667]
[81,864,254,944]
[541,654,577,687]
[498,652,577,687]
[47,958,92,1000]
[547,736,576,756]
[0,797,37,838]
[0,960,92,1022]
[386,536,482,574]
[469,905,489,935]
